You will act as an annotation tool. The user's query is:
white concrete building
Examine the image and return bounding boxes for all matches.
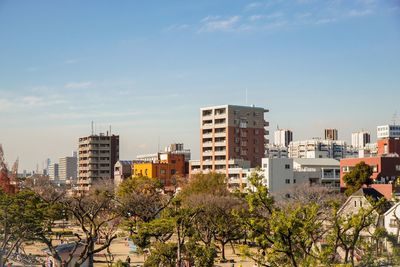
[48,163,59,181]
[289,139,350,160]
[274,128,293,147]
[358,143,378,158]
[293,158,340,189]
[377,125,400,139]
[265,144,288,158]
[260,158,300,193]
[352,131,371,149]
[59,156,77,182]
[114,160,134,187]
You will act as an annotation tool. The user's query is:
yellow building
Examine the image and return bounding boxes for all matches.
[133,162,156,178]
[132,153,186,188]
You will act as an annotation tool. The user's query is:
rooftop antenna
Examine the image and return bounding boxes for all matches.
[392,111,398,125]
[91,121,94,135]
[245,88,248,106]
[109,125,112,136]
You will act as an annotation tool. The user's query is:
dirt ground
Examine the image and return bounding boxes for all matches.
[17,237,256,267]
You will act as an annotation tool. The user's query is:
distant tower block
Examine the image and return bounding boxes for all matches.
[325,128,338,141]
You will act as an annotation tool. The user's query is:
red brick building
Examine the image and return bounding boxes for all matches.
[340,138,400,199]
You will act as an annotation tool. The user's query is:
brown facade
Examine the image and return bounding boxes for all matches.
[377,138,400,156]
[226,126,265,167]
[200,105,269,174]
[340,156,400,197]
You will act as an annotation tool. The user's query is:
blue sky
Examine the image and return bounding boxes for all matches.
[0,0,399,171]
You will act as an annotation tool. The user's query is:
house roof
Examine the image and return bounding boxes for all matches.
[352,187,384,201]
[338,187,392,215]
[43,242,84,255]
[117,160,134,166]
[384,202,400,216]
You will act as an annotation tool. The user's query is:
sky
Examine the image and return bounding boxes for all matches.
[0,0,399,171]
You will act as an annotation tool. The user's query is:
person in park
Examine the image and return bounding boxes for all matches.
[125,255,131,266]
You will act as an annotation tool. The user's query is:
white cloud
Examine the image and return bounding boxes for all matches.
[21,96,44,106]
[245,2,264,11]
[64,81,93,89]
[64,59,80,64]
[347,9,373,17]
[245,1,281,11]
[0,98,14,111]
[165,24,190,32]
[249,15,265,21]
[0,94,67,112]
[199,16,241,32]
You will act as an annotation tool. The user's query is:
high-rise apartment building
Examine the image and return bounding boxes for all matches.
[377,125,400,139]
[289,139,349,160]
[78,133,119,189]
[274,128,293,147]
[351,131,371,149]
[48,163,59,181]
[325,128,338,141]
[200,105,269,173]
[59,156,77,182]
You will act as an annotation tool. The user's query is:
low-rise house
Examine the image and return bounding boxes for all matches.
[384,202,400,243]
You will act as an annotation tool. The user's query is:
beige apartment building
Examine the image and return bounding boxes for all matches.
[78,133,119,189]
[199,105,269,174]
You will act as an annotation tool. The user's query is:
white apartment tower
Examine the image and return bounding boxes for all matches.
[78,133,119,189]
[351,131,371,149]
[59,156,78,181]
[274,128,293,147]
[48,163,59,181]
[377,125,400,139]
[289,139,349,160]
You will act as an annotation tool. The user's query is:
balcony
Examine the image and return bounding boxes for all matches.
[202,150,213,156]
[215,160,227,165]
[202,142,213,148]
[215,141,226,147]
[202,123,213,129]
[202,133,213,139]
[214,150,227,156]
[214,131,226,138]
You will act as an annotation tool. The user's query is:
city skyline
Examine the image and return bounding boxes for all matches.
[0,0,399,170]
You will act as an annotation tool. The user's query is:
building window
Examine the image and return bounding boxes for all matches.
[354,201,357,207]
[160,169,166,174]
[285,179,290,184]
[171,169,176,175]
[396,165,400,171]
[390,219,397,227]
[293,179,296,184]
[285,164,290,169]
